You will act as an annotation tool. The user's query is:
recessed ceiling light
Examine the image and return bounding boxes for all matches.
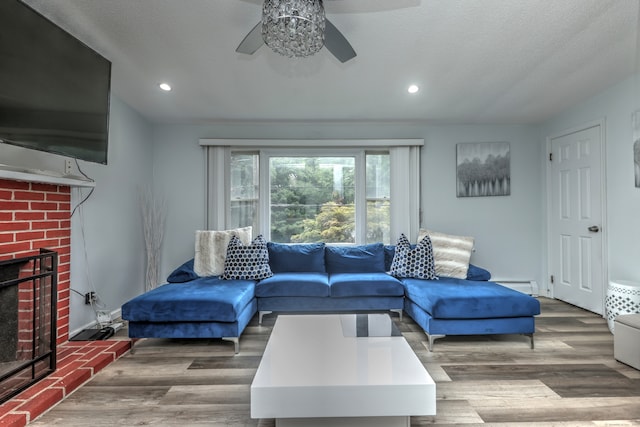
[159,82,172,91]
[407,85,419,94]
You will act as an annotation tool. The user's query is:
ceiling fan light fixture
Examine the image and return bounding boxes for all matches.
[262,0,326,58]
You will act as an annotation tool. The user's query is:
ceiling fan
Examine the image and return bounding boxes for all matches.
[236,0,357,63]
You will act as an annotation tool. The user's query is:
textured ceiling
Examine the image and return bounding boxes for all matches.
[24,0,640,124]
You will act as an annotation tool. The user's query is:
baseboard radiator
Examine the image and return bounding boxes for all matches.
[493,280,538,296]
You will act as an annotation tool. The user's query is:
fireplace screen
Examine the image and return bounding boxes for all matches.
[0,249,57,404]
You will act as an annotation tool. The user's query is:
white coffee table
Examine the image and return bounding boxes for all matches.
[251,314,436,427]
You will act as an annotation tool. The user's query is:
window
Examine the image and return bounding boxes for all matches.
[203,140,422,245]
[269,156,357,243]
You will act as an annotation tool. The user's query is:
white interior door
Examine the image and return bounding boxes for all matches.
[548,123,606,314]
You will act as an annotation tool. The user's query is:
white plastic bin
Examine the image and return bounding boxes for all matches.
[605,280,640,333]
[614,314,640,370]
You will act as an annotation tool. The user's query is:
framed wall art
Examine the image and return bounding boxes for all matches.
[456,141,510,197]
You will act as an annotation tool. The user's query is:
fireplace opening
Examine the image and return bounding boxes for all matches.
[0,259,24,367]
[0,249,58,404]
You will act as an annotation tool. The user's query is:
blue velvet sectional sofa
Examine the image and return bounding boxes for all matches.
[121,242,540,353]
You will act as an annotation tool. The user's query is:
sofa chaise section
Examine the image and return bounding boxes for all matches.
[402,276,541,350]
[121,276,257,353]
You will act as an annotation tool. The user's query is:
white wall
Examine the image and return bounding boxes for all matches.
[152,122,543,286]
[421,125,542,283]
[539,75,640,287]
[66,96,154,333]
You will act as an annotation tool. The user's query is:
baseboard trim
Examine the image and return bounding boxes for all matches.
[69,307,123,339]
[493,280,538,296]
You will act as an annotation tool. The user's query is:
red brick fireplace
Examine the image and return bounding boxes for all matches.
[0,178,72,345]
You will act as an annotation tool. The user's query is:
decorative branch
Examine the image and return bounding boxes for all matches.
[139,188,167,291]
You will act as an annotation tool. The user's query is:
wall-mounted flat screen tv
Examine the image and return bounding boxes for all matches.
[0,0,111,164]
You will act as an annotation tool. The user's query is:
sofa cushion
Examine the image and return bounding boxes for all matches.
[390,234,437,280]
[325,243,385,274]
[417,229,474,279]
[402,277,540,319]
[384,245,396,271]
[256,272,330,297]
[222,235,273,280]
[194,226,252,276]
[267,242,326,273]
[167,258,199,283]
[121,277,256,323]
[330,272,404,297]
[466,264,491,281]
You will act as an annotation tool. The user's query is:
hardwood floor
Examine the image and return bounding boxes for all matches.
[31,298,640,426]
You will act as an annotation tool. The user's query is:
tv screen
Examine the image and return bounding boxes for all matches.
[0,0,111,164]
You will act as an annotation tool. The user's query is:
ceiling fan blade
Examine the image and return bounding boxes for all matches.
[236,22,264,55]
[324,19,356,63]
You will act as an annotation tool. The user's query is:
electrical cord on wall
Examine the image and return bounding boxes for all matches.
[70,288,85,298]
[70,159,95,218]
[69,160,115,328]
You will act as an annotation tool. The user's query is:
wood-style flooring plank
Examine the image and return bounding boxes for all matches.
[475,396,640,423]
[437,379,561,401]
[161,384,250,405]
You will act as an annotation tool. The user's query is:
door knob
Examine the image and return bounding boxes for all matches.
[588,225,600,232]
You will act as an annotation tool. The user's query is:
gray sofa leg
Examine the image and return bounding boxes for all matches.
[259,311,272,325]
[222,337,240,354]
[391,309,403,320]
[426,333,445,351]
[525,333,534,349]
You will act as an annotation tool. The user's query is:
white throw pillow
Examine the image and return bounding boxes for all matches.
[194,227,252,276]
[417,229,474,279]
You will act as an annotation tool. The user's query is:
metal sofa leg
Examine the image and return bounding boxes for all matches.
[391,309,403,320]
[426,333,445,351]
[259,311,272,325]
[525,333,534,349]
[222,337,240,354]
[127,338,143,355]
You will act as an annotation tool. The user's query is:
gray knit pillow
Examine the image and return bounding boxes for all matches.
[222,235,273,280]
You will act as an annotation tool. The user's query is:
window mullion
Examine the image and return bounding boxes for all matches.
[258,151,270,239]
[355,151,366,244]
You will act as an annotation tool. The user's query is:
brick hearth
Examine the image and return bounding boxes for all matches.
[0,339,130,426]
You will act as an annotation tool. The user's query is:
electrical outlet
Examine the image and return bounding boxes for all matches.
[64,159,73,175]
[84,291,96,305]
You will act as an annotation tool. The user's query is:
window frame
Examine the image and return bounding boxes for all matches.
[202,139,423,244]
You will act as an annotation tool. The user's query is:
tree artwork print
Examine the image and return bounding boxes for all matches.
[456,142,511,197]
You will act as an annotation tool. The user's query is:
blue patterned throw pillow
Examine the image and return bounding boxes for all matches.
[222,235,273,280]
[390,233,437,280]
